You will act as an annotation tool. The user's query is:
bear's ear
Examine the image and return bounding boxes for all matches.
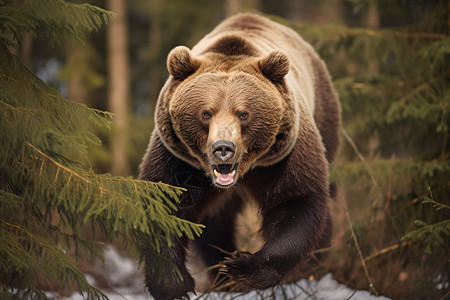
[258,50,289,83]
[167,46,201,80]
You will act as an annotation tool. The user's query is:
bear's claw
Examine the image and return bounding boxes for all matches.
[219,251,282,290]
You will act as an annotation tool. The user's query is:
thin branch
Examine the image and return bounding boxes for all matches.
[343,199,379,296]
[310,247,331,256]
[340,127,401,238]
[340,128,382,194]
[293,281,316,299]
[364,240,416,262]
[345,290,357,300]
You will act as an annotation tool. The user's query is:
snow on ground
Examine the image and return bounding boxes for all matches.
[198,274,391,300]
[64,246,391,300]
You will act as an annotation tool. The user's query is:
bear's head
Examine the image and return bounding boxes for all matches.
[157,42,296,188]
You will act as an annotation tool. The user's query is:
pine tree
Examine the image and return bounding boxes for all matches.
[272,1,449,298]
[0,1,203,298]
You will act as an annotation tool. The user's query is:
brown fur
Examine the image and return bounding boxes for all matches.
[139,13,340,300]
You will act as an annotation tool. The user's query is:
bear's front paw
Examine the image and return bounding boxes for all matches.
[149,284,192,300]
[220,251,283,290]
[146,271,195,300]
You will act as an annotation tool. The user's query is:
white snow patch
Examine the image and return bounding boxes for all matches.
[192,273,390,300]
[101,246,139,285]
[85,274,96,286]
[62,246,391,300]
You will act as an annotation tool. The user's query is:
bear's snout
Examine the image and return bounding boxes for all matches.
[212,140,235,161]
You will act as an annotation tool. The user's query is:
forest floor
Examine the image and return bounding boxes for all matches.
[57,246,392,300]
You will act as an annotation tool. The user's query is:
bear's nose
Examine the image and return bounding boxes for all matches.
[212,140,235,161]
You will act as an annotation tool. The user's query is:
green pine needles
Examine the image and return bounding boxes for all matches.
[402,189,450,256]
[0,1,203,298]
[0,0,115,46]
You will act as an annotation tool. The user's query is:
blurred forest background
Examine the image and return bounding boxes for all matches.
[1,0,449,299]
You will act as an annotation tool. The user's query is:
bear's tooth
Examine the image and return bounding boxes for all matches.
[231,170,236,177]
[214,169,220,178]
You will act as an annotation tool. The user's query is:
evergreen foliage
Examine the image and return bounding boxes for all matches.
[272,1,449,298]
[0,1,203,298]
[0,0,113,46]
[402,190,450,255]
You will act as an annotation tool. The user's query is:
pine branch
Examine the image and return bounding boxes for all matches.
[402,191,450,255]
[0,0,116,45]
[0,219,107,299]
[270,7,449,42]
[20,141,203,242]
[0,43,113,162]
[0,1,204,297]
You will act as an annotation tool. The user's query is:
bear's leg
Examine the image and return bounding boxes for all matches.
[309,211,332,263]
[139,134,200,299]
[308,183,336,261]
[192,193,243,284]
[222,194,328,290]
[141,237,194,300]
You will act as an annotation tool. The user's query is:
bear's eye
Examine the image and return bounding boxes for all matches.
[238,112,249,121]
[201,110,212,120]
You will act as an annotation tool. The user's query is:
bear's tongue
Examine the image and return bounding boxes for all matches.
[213,169,236,186]
[212,164,237,186]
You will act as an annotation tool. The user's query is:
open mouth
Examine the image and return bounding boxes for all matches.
[212,163,238,187]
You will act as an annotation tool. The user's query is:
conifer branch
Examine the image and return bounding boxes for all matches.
[0,3,203,297]
[26,141,115,202]
[362,29,448,40]
[273,15,449,41]
[23,141,203,240]
[0,0,116,45]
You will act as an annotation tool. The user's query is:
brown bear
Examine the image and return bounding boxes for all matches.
[139,13,340,300]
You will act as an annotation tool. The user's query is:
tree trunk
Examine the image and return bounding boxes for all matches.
[367,1,379,75]
[20,32,33,70]
[66,45,88,104]
[107,0,131,176]
[148,0,162,105]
